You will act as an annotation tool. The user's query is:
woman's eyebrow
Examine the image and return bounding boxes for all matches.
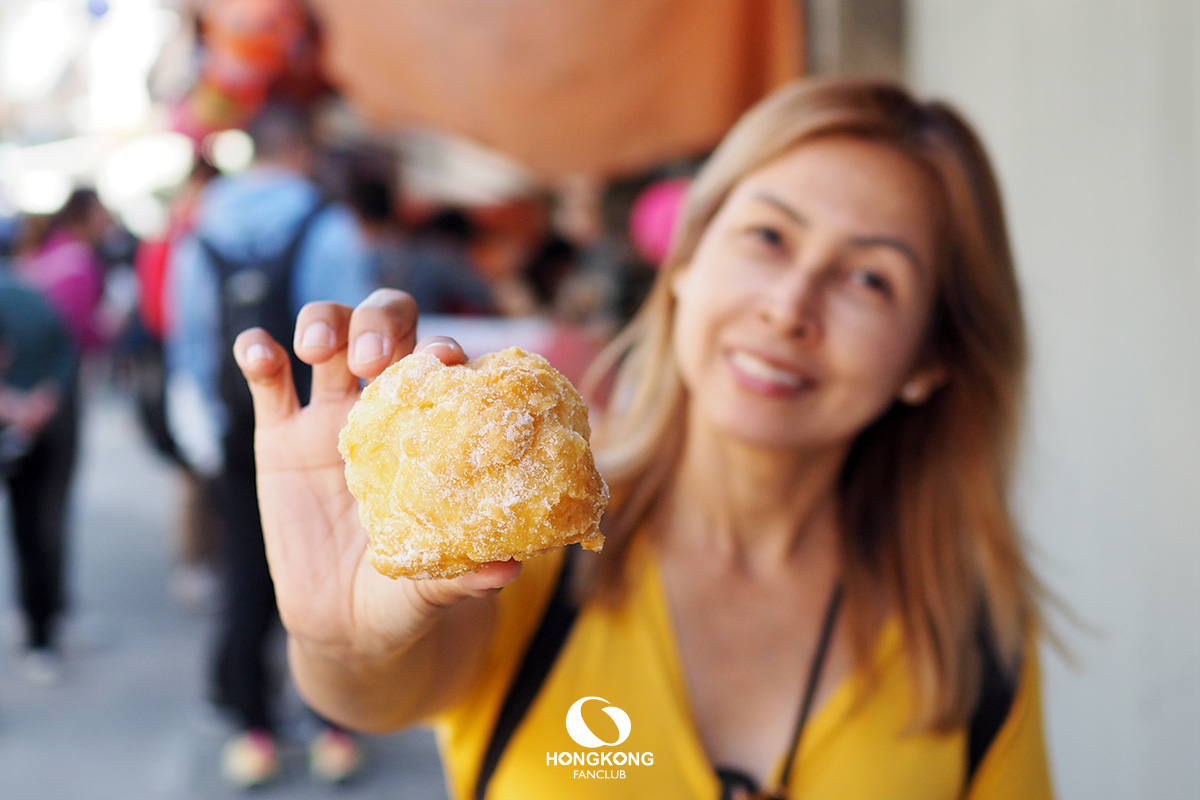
[750,192,926,274]
[848,235,926,274]
[750,192,807,225]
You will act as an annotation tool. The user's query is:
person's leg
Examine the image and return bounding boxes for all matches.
[7,395,78,652]
[180,472,221,566]
[211,431,283,787]
[169,471,220,611]
[211,457,277,733]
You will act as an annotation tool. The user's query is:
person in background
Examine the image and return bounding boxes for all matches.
[524,234,578,314]
[138,157,221,342]
[16,189,113,354]
[402,208,498,316]
[165,102,373,788]
[346,174,498,317]
[0,270,80,687]
[133,156,222,613]
[345,172,410,297]
[232,77,1054,799]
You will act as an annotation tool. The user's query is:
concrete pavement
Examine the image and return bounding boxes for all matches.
[0,387,450,800]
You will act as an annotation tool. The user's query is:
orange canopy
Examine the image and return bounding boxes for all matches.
[310,0,804,179]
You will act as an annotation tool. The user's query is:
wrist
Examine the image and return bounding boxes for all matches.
[288,628,417,670]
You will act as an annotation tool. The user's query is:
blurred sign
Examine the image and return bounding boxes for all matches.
[310,0,803,179]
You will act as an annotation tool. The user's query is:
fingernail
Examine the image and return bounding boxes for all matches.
[420,341,454,359]
[352,333,385,364]
[245,343,271,364]
[300,321,334,349]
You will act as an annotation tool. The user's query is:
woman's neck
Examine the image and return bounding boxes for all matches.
[656,417,849,576]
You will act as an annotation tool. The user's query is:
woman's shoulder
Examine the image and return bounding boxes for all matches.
[963,637,1053,799]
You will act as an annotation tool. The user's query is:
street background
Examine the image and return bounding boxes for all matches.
[0,385,450,800]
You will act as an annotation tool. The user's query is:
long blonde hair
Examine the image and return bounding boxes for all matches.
[584,76,1042,731]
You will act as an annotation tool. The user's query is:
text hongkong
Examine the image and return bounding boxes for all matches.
[546,751,655,767]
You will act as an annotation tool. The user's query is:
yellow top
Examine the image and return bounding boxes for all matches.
[432,541,1053,799]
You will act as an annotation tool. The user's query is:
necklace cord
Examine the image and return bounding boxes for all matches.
[771,580,844,796]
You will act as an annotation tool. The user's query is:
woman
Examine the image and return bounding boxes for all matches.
[233,77,1053,798]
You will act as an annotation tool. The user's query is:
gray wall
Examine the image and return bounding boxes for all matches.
[907,2,1200,798]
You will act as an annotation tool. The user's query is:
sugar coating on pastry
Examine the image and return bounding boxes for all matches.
[338,346,608,579]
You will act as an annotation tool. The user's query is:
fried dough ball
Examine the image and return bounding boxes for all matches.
[338,346,608,579]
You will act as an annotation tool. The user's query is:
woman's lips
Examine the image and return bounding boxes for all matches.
[726,349,816,396]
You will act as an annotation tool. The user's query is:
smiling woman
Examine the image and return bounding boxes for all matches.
[235,76,1053,800]
[668,137,946,453]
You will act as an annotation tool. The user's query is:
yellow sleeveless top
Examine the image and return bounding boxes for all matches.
[432,541,1053,799]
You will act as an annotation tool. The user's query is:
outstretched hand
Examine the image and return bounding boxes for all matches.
[233,289,522,666]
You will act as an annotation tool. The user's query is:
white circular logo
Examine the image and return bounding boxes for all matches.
[565,696,632,748]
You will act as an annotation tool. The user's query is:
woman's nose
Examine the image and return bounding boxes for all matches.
[757,262,825,341]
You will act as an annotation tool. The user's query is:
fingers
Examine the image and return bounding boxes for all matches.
[234,328,299,426]
[346,289,419,380]
[456,560,523,595]
[413,336,469,367]
[410,560,523,611]
[290,291,469,407]
[293,302,356,402]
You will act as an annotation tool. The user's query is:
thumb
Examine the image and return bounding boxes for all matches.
[233,328,300,427]
[410,560,524,611]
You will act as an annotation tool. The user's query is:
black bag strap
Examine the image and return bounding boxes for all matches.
[474,553,578,800]
[276,195,332,281]
[199,195,331,414]
[965,618,1019,788]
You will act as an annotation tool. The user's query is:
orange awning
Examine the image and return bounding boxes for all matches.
[310,0,804,179]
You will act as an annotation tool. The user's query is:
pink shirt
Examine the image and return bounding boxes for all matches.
[18,231,106,351]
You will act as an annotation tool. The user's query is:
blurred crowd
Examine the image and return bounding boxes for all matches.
[0,126,691,789]
[0,3,695,790]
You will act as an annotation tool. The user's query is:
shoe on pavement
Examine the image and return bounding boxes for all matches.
[308,727,363,783]
[16,648,64,686]
[221,729,281,788]
[4,612,117,655]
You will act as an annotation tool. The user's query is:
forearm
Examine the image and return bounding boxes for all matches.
[287,595,498,733]
[289,634,435,733]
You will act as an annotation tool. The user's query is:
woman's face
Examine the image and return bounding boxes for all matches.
[671,136,946,453]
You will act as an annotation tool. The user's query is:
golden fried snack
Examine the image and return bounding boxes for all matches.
[338,346,608,579]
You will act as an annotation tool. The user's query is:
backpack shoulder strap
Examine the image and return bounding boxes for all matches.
[195,236,233,277]
[195,194,331,280]
[277,195,331,277]
[965,617,1020,788]
[474,553,578,800]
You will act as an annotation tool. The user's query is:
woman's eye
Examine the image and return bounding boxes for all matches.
[747,225,785,249]
[851,269,893,297]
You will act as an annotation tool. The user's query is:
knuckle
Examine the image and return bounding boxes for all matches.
[353,302,414,334]
[360,289,417,325]
[299,300,351,323]
[233,327,268,348]
[363,287,411,307]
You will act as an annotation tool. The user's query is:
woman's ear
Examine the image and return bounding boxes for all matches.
[898,364,948,405]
